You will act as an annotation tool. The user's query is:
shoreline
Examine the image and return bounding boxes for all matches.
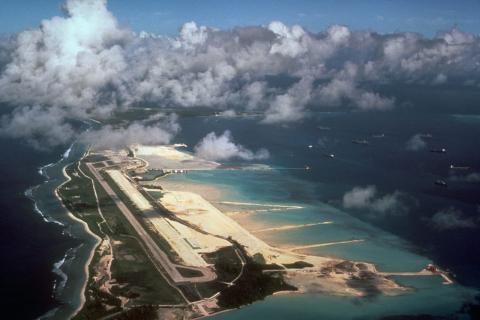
[32,142,100,320]
[156,179,405,297]
[53,157,102,319]
[39,143,458,319]
[157,175,326,251]
[155,166,455,298]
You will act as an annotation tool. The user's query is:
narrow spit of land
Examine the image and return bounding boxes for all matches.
[252,221,334,233]
[379,270,454,285]
[290,239,366,252]
[86,163,189,283]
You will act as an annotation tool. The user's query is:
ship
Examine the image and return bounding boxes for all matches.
[449,164,470,170]
[430,148,446,153]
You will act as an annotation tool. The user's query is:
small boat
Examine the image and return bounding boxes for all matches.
[308,145,313,149]
[434,180,448,187]
[430,148,446,153]
[305,166,311,170]
[372,133,385,138]
[352,139,369,145]
[324,153,335,158]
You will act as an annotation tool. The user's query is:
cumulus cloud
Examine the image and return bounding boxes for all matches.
[342,185,407,216]
[1,0,480,147]
[80,113,179,149]
[263,77,313,123]
[0,0,131,111]
[0,106,75,149]
[406,134,427,151]
[430,207,477,230]
[314,63,395,110]
[194,130,269,161]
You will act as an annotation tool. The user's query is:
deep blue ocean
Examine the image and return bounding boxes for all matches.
[1,88,480,319]
[175,110,480,319]
[0,137,78,319]
[177,110,480,287]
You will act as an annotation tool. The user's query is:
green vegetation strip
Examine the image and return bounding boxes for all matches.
[176,267,204,278]
[216,245,297,309]
[59,161,184,320]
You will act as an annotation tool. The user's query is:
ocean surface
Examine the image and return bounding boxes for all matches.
[173,110,480,319]
[0,137,74,319]
[0,135,98,319]
[1,107,479,319]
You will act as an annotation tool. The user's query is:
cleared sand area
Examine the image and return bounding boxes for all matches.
[147,216,209,268]
[132,145,219,171]
[168,220,232,254]
[134,145,195,161]
[252,222,334,233]
[103,146,410,296]
[107,170,153,211]
[143,179,225,203]
[159,189,406,296]
[106,169,221,268]
[160,190,332,266]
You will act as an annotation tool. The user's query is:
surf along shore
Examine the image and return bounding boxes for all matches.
[27,142,104,320]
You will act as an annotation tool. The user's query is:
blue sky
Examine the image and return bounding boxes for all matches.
[1,0,480,37]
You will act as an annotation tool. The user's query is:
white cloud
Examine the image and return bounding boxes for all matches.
[431,207,477,230]
[80,113,180,149]
[263,76,313,123]
[0,106,75,149]
[343,185,406,216]
[314,63,394,110]
[0,0,480,147]
[194,130,269,161]
[0,0,131,111]
[177,21,208,49]
[268,21,307,58]
[343,185,377,209]
[406,134,427,151]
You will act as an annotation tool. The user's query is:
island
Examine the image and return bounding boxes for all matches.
[56,144,452,319]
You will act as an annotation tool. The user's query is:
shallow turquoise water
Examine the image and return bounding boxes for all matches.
[211,279,471,320]
[164,168,477,319]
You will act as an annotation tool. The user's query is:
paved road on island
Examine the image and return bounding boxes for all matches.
[86,163,216,284]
